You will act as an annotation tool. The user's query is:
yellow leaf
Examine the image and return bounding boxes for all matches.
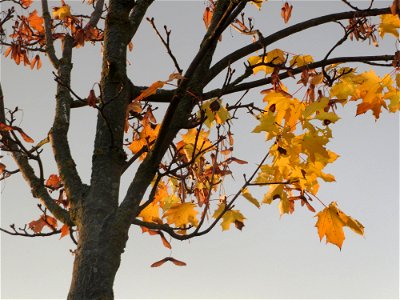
[248,49,285,74]
[139,201,162,224]
[213,204,246,231]
[379,14,400,38]
[163,203,198,228]
[52,5,71,20]
[200,98,230,128]
[289,54,314,67]
[241,187,260,208]
[315,201,364,249]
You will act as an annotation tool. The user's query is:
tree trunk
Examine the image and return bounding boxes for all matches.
[67,208,128,299]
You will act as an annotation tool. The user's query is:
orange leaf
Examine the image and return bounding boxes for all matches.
[14,127,34,143]
[46,174,62,190]
[0,121,14,131]
[28,10,44,33]
[0,163,6,175]
[4,46,12,58]
[21,0,33,7]
[134,81,165,102]
[60,224,69,239]
[281,2,293,24]
[28,215,58,233]
[203,7,213,29]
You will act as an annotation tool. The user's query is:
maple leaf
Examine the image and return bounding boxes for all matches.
[213,204,246,231]
[315,202,364,249]
[379,14,400,38]
[248,49,285,74]
[289,54,313,67]
[200,98,230,128]
[30,55,42,70]
[52,5,72,20]
[27,10,44,33]
[138,201,162,224]
[162,203,198,228]
[46,174,62,190]
[28,215,58,233]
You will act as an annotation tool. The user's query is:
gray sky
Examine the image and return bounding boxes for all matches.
[1,1,399,298]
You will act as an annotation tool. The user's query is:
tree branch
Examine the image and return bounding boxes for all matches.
[0,82,73,226]
[41,0,59,68]
[204,54,395,98]
[205,7,391,86]
[48,35,83,206]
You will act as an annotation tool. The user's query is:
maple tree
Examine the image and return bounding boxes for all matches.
[0,0,399,298]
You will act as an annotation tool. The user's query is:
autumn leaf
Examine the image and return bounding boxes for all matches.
[0,162,6,175]
[46,174,62,190]
[241,187,260,208]
[28,215,58,233]
[52,5,72,20]
[213,204,246,231]
[60,224,69,239]
[27,10,44,33]
[281,2,293,24]
[0,122,34,143]
[162,203,198,228]
[315,202,364,249]
[203,7,213,29]
[150,257,186,268]
[248,49,285,74]
[379,14,400,38]
[21,0,33,7]
[87,89,97,108]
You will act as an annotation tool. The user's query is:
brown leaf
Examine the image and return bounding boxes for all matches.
[159,231,172,249]
[128,41,133,52]
[281,2,293,24]
[151,256,186,267]
[230,157,248,164]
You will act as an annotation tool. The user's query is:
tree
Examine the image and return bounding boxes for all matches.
[0,0,399,298]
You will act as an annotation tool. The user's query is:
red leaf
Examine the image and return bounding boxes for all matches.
[87,89,97,108]
[28,215,58,233]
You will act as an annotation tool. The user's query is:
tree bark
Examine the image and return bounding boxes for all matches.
[67,208,127,300]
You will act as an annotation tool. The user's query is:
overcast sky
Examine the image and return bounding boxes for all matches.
[1,1,399,299]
